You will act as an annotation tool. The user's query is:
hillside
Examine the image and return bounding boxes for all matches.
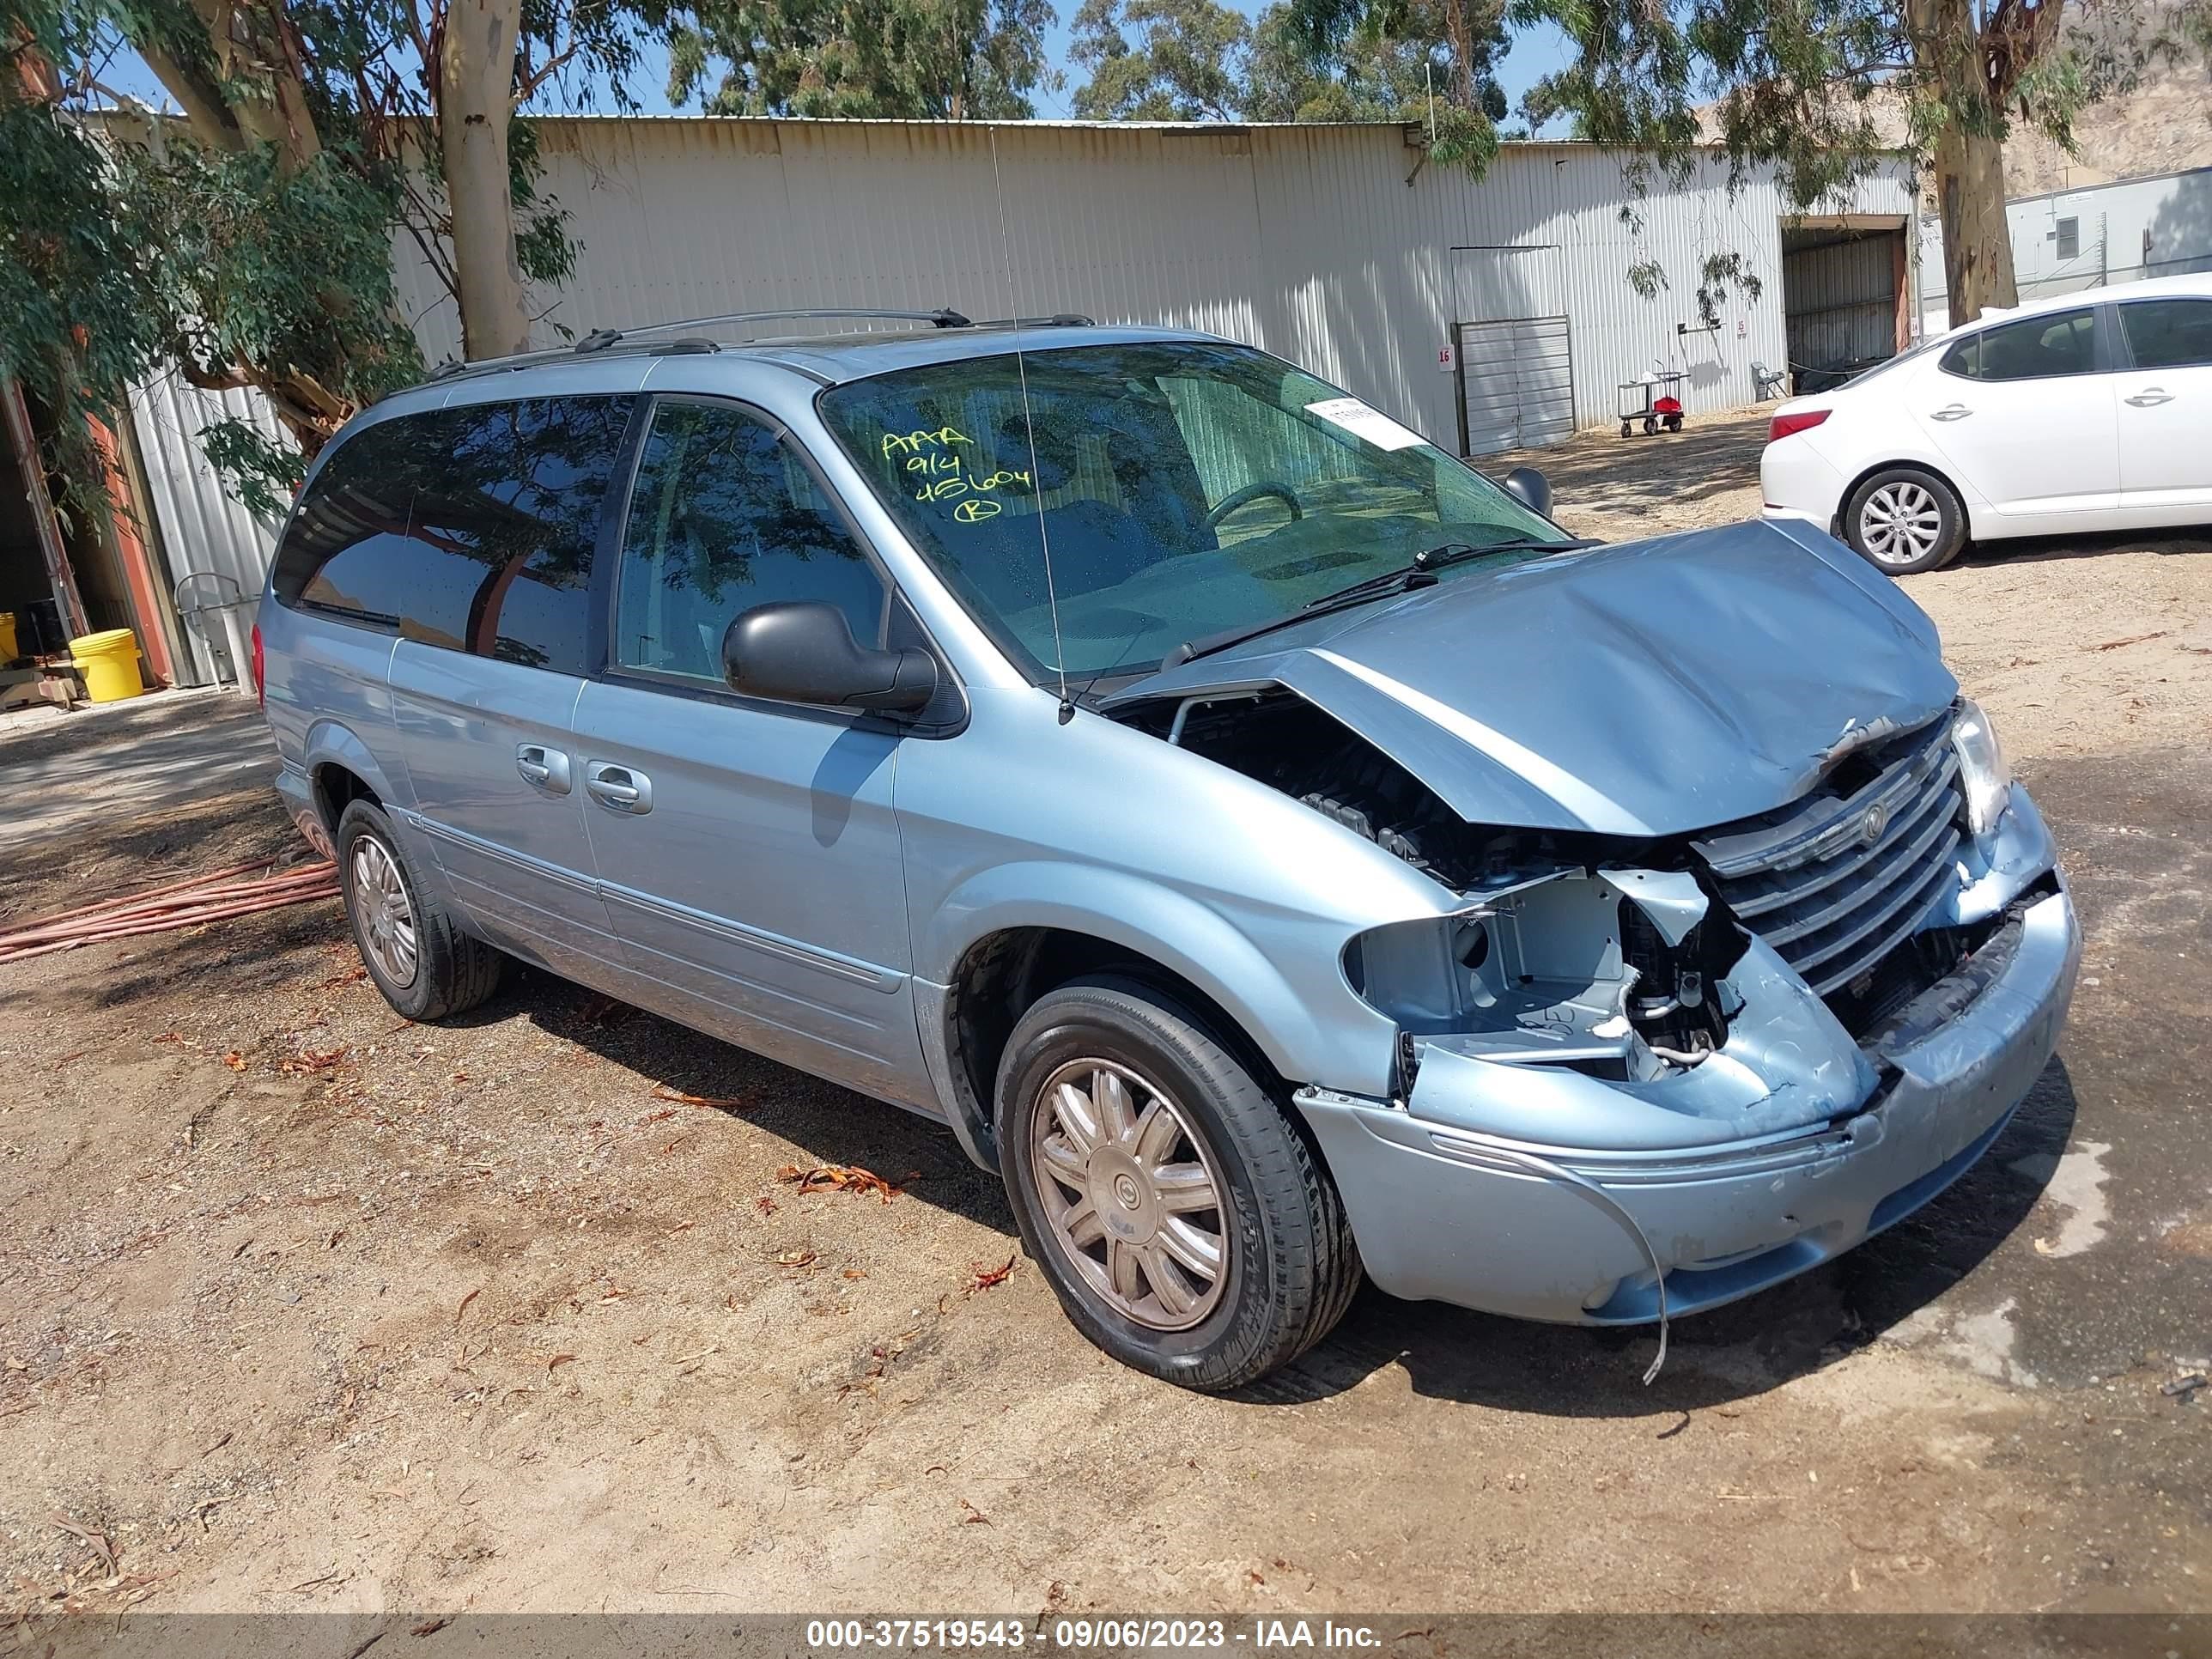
[2000,51,2212,193]
[1696,21,2212,198]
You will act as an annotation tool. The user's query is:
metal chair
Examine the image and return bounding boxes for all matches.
[1751,361,1790,400]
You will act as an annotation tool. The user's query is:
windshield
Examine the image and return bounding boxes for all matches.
[817,341,1565,683]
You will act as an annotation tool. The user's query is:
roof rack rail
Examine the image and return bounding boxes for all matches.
[574,307,971,354]
[422,336,725,386]
[970,313,1096,328]
[418,307,1089,387]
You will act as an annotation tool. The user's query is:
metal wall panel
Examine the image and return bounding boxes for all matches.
[125,370,289,685]
[394,120,1917,446]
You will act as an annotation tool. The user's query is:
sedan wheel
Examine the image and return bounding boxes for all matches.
[1844,465,1966,575]
[1859,480,1942,567]
[1028,1057,1229,1331]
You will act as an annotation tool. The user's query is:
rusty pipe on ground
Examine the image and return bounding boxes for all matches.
[0,859,339,964]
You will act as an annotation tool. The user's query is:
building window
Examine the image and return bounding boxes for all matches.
[2056,216,2080,261]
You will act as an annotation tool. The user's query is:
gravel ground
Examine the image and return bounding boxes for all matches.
[2,419,2207,1623]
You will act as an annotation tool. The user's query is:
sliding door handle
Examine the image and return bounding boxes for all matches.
[585,762,653,814]
[516,744,571,794]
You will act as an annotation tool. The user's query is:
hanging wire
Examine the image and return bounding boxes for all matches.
[987,125,1076,723]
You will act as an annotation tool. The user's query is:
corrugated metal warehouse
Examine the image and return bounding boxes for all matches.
[396,118,1918,455]
[27,117,1921,690]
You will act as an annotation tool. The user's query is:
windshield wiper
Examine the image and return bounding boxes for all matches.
[1170,536,1593,665]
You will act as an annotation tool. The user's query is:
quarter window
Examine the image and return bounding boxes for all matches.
[2118,298,2212,370]
[272,396,633,676]
[613,401,887,685]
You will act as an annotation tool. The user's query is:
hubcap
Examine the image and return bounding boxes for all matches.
[349,835,419,988]
[1860,481,1943,567]
[1028,1058,1229,1331]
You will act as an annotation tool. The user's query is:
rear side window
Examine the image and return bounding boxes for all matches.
[612,400,888,684]
[2119,298,2212,369]
[1973,307,2099,380]
[272,396,634,675]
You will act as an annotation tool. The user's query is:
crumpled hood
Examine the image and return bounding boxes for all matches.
[1105,520,1958,837]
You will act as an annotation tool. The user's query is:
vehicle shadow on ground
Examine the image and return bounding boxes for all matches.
[489,966,2077,1418]
[1954,526,2212,568]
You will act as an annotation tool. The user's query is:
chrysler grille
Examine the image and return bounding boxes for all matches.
[1692,717,1963,1001]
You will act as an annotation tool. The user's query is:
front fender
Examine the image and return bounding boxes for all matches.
[921,859,1401,1094]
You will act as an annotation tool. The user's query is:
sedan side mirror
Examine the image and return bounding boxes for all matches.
[1501,466,1553,519]
[723,602,939,716]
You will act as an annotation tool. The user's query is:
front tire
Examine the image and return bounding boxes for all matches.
[994,975,1360,1392]
[1844,466,1966,574]
[335,799,504,1022]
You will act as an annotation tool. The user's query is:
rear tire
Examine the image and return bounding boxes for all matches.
[1844,466,1966,574]
[994,975,1360,1392]
[335,799,504,1022]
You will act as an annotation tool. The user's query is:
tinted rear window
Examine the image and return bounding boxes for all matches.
[273,396,634,675]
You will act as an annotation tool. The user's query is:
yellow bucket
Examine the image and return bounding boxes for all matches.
[0,611,17,662]
[70,628,146,703]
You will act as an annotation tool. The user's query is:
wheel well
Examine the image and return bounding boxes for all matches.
[1835,458,1968,538]
[945,927,1288,1148]
[312,763,380,832]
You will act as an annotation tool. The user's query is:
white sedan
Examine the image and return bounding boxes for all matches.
[1761,272,2212,573]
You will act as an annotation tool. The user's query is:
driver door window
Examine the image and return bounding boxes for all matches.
[614,400,888,684]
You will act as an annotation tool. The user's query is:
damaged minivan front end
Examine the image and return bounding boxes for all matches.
[1100,532,2077,1352]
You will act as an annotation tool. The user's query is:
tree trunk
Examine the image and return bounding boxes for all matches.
[1933,124,2019,327]
[183,0,319,167]
[439,0,532,361]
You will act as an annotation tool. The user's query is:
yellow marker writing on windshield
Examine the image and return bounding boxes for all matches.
[882,425,973,459]
[953,499,1002,523]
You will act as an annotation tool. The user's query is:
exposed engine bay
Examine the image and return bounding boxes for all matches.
[1114,687,2002,1109]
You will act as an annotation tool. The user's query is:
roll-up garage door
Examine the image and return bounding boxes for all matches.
[1456,315,1575,456]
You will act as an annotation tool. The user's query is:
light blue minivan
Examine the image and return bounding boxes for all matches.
[258,313,2079,1390]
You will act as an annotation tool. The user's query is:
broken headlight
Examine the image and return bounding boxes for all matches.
[1951,698,2012,840]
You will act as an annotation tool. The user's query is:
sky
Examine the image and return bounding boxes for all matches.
[96,3,1576,128]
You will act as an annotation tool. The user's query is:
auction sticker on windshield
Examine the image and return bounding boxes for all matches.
[1304,396,1425,451]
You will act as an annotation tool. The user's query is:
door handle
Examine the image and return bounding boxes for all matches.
[2125,387,2174,407]
[1929,404,1972,422]
[516,743,571,795]
[585,761,653,814]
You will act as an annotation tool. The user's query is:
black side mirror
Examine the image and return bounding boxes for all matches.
[1501,466,1553,518]
[722,602,939,716]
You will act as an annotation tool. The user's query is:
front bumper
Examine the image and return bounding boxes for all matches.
[1296,882,2081,1325]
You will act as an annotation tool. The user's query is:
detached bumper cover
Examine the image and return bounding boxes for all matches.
[1297,882,2081,1324]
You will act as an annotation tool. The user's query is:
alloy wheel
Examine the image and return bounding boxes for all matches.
[350,835,419,988]
[1859,480,1944,568]
[1028,1058,1229,1331]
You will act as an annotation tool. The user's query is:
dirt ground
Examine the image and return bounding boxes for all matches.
[3,416,2209,1622]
